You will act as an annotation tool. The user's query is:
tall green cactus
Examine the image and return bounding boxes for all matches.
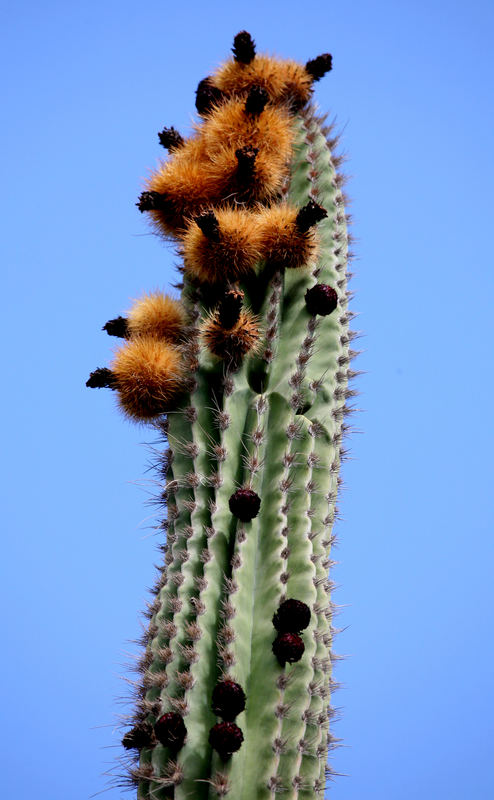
[88,31,357,800]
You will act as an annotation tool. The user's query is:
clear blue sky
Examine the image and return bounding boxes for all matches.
[2,1,494,798]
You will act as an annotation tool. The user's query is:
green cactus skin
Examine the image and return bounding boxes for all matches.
[99,38,358,800]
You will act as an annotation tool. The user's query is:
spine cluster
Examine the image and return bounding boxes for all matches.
[88,30,357,800]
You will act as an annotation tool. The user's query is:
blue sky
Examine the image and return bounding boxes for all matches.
[2,1,494,798]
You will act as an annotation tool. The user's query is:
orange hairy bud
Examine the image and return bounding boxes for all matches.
[144,137,211,235]
[200,96,294,163]
[127,292,187,342]
[212,54,314,110]
[111,338,186,420]
[257,203,322,269]
[198,98,294,203]
[182,208,263,285]
[201,308,260,364]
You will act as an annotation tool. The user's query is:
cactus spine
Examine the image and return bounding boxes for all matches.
[89,31,357,800]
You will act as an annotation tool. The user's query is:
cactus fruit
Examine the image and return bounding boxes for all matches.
[88,30,357,800]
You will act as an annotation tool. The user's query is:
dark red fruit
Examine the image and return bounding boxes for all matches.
[273,599,311,634]
[245,86,269,115]
[122,722,154,750]
[232,31,256,64]
[154,712,187,750]
[86,367,117,389]
[218,289,244,330]
[136,190,171,213]
[296,200,328,233]
[158,126,184,151]
[305,53,333,82]
[195,210,221,242]
[229,488,261,522]
[272,632,305,666]
[103,316,129,338]
[235,146,259,183]
[196,77,224,115]
[209,722,244,758]
[305,284,338,316]
[211,680,246,720]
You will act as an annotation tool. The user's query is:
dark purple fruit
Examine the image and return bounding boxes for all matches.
[211,680,246,720]
[232,31,256,64]
[103,316,129,338]
[154,712,187,750]
[272,632,305,666]
[273,599,311,634]
[86,367,117,389]
[194,210,221,242]
[305,283,338,316]
[209,721,244,758]
[305,53,333,82]
[157,126,184,151]
[122,722,154,750]
[245,86,269,115]
[196,77,224,115]
[228,488,261,522]
[296,200,328,233]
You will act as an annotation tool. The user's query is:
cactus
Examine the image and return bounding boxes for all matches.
[88,30,358,800]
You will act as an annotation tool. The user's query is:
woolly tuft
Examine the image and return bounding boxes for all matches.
[201,308,260,363]
[127,291,187,341]
[111,338,186,420]
[257,203,320,269]
[200,97,294,164]
[144,136,211,235]
[145,135,284,237]
[181,207,263,284]
[212,54,314,109]
[205,142,288,204]
[142,97,294,240]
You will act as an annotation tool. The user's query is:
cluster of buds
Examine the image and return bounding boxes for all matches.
[87,292,191,421]
[87,32,337,422]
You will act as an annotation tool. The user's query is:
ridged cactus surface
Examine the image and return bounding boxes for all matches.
[88,31,357,800]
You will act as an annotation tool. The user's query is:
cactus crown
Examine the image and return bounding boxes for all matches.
[89,30,357,800]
